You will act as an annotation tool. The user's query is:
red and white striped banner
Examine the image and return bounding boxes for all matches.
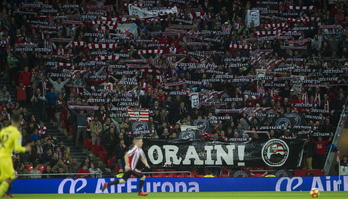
[201,89,224,102]
[88,44,117,49]
[265,23,288,28]
[66,41,86,48]
[288,16,321,23]
[95,55,120,61]
[319,25,343,29]
[287,38,310,44]
[138,49,164,55]
[255,30,282,36]
[62,20,84,25]
[189,12,211,19]
[56,62,73,67]
[229,44,252,50]
[286,6,316,10]
[128,108,149,121]
[95,25,118,31]
[69,105,99,110]
[124,3,146,7]
[99,16,166,22]
[91,20,117,25]
[100,17,129,22]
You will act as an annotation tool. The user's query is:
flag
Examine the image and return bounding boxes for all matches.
[337,151,341,163]
[117,23,139,38]
[128,108,149,121]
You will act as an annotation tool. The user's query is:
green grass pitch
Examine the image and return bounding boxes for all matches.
[11,192,348,199]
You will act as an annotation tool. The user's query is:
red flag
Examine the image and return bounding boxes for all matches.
[337,151,341,163]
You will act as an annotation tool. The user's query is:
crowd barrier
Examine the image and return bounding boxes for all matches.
[11,176,348,194]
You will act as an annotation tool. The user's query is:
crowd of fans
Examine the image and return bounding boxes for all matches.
[1,0,348,180]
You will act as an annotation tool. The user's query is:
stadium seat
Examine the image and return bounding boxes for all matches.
[183,173,191,178]
[219,174,229,177]
[25,165,34,173]
[99,151,108,162]
[37,164,47,173]
[83,138,92,150]
[107,156,115,167]
[154,169,165,172]
[69,125,74,135]
[166,173,176,178]
[61,120,66,129]
[294,169,324,176]
[92,144,102,156]
[114,163,120,172]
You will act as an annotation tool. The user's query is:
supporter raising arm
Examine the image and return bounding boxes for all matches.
[48,77,70,94]
[69,108,94,146]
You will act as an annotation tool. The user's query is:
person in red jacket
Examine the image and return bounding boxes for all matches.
[16,82,27,106]
[18,66,32,104]
[76,165,90,178]
[18,66,32,87]
[312,136,332,169]
[292,94,304,112]
[272,91,283,102]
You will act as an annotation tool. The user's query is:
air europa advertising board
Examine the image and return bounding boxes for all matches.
[11,176,348,194]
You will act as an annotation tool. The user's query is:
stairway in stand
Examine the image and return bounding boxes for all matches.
[1,77,111,177]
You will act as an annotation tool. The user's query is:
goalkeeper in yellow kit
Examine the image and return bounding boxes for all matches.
[0,113,31,196]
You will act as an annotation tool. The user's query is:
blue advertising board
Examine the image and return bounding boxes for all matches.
[11,176,348,194]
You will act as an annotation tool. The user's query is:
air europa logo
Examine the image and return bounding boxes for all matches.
[58,178,87,194]
[275,177,303,191]
[261,139,289,167]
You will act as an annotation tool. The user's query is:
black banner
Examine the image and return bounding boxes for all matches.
[143,139,304,168]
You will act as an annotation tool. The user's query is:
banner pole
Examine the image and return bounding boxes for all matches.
[337,151,341,192]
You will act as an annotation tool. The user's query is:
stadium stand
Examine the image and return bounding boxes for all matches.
[1,0,348,178]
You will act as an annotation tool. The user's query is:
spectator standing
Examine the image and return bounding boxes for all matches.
[69,109,94,146]
[115,139,127,171]
[48,77,70,95]
[0,86,12,106]
[31,89,46,122]
[102,127,116,156]
[312,136,332,169]
[90,117,102,145]
[7,52,19,87]
[45,88,58,123]
[16,82,27,107]
[18,66,32,102]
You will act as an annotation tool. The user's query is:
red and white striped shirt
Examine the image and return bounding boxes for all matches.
[38,126,47,136]
[127,145,145,171]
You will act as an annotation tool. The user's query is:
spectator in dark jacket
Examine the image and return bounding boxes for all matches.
[41,148,52,164]
[70,108,94,146]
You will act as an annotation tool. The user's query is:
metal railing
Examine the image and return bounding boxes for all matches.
[142,171,192,177]
[16,171,192,178]
[323,102,348,175]
[17,173,98,178]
